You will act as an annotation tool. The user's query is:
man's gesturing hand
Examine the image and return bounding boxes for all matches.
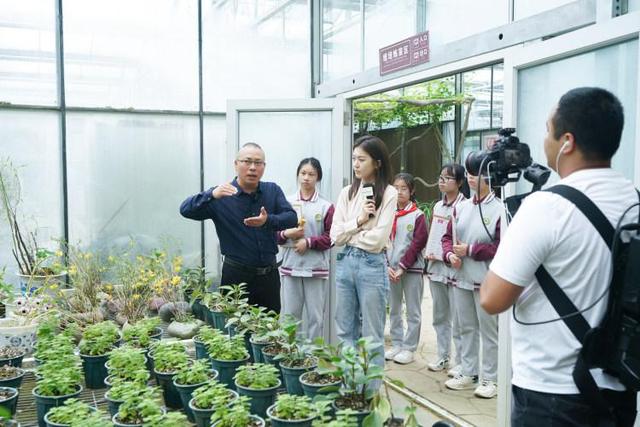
[244,207,268,227]
[212,183,238,199]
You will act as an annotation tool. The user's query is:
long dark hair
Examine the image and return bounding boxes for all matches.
[393,173,416,202]
[296,157,323,181]
[441,163,469,198]
[349,135,392,210]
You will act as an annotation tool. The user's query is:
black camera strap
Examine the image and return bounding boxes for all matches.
[532,184,637,424]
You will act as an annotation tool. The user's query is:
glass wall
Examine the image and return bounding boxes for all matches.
[322,0,362,82]
[517,39,638,191]
[514,0,576,20]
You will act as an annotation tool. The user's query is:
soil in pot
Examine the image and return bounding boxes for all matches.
[0,387,19,417]
[267,403,317,427]
[0,365,25,389]
[0,347,25,368]
[332,397,371,427]
[235,380,281,419]
[299,371,341,399]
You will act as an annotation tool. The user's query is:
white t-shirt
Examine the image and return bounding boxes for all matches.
[490,168,638,394]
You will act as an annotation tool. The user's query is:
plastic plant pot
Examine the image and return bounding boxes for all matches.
[80,353,109,389]
[188,389,239,427]
[234,379,281,419]
[32,385,83,427]
[209,355,249,388]
[267,402,317,427]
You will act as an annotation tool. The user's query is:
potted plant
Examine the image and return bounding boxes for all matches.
[182,267,211,320]
[188,379,239,427]
[121,317,161,372]
[226,306,275,362]
[112,386,164,427]
[152,342,189,409]
[299,338,342,399]
[104,378,147,418]
[202,290,226,330]
[234,363,281,418]
[0,292,54,355]
[0,268,14,320]
[0,366,24,389]
[0,347,25,368]
[266,394,319,427]
[43,398,94,426]
[247,309,279,363]
[33,351,83,427]
[211,395,265,427]
[172,358,218,422]
[275,317,317,396]
[319,337,384,427]
[0,387,18,419]
[78,321,120,389]
[208,333,250,388]
[312,404,359,427]
[105,346,149,387]
[219,284,249,335]
[142,411,189,427]
[192,325,222,360]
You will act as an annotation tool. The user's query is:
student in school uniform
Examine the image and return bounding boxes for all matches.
[331,135,397,382]
[425,163,467,376]
[385,173,428,365]
[278,158,334,340]
[441,154,503,399]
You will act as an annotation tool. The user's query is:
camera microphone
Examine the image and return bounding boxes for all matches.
[362,183,375,219]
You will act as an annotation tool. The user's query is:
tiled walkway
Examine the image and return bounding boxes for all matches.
[384,277,497,427]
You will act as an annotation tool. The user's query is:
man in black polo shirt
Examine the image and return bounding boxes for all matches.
[180,142,297,312]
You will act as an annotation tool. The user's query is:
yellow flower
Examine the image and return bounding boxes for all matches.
[69,265,78,275]
[84,253,93,259]
[133,294,141,300]
[171,276,181,286]
[104,284,113,291]
[49,284,58,290]
[108,256,115,262]
[55,250,63,257]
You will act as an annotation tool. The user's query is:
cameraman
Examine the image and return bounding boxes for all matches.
[480,87,638,426]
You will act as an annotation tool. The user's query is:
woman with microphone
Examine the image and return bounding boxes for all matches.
[330,135,397,376]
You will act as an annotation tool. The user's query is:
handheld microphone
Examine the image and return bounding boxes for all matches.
[362,183,375,219]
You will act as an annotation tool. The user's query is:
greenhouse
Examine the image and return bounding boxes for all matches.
[1,1,639,426]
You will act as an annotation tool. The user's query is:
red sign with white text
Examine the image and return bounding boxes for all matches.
[379,31,430,76]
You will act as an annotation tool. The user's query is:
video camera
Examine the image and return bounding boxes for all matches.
[465,127,551,216]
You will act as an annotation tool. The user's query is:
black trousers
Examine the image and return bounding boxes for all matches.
[220,260,281,313]
[512,385,637,427]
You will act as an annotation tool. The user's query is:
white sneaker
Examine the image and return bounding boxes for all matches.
[384,347,401,360]
[393,350,414,364]
[427,356,450,372]
[447,364,462,378]
[474,380,498,399]
[445,374,478,390]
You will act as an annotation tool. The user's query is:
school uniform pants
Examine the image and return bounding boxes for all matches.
[389,272,423,352]
[335,246,388,390]
[429,279,462,364]
[280,275,326,340]
[453,286,498,381]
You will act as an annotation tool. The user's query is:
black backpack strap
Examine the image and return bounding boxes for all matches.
[533,185,621,420]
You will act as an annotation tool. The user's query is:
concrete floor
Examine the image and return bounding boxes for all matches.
[384,277,497,427]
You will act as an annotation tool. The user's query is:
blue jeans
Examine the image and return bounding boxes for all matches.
[335,246,389,382]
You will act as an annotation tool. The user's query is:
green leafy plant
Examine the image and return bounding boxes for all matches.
[219,283,249,316]
[45,398,93,424]
[191,379,237,409]
[108,378,147,401]
[194,324,223,344]
[274,315,314,368]
[312,404,358,427]
[69,410,112,427]
[270,394,318,421]
[36,349,83,396]
[234,363,279,389]
[34,329,75,362]
[207,333,249,361]
[78,321,120,356]
[0,268,14,305]
[210,395,254,427]
[153,346,189,373]
[249,309,280,344]
[182,266,211,301]
[116,385,163,425]
[174,359,212,385]
[144,411,189,426]
[121,317,160,348]
[107,346,149,382]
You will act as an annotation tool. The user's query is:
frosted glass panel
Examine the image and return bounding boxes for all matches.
[322,0,362,82]
[63,0,199,110]
[0,0,57,106]
[426,0,507,48]
[238,111,333,198]
[203,1,310,112]
[514,0,576,20]
[492,64,504,129]
[203,115,227,278]
[364,0,418,70]
[0,111,62,287]
[462,67,493,130]
[66,113,201,265]
[517,39,638,191]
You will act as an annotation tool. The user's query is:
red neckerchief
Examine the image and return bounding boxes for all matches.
[391,201,418,240]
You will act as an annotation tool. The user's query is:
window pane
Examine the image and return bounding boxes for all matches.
[461,133,480,166]
[514,0,576,20]
[66,113,201,265]
[322,0,362,82]
[426,0,507,48]
[0,0,57,106]
[63,0,199,110]
[492,63,504,129]
[238,111,333,198]
[0,111,62,289]
[517,39,638,191]
[364,0,418,70]
[462,67,493,130]
[203,1,310,112]
[203,115,227,279]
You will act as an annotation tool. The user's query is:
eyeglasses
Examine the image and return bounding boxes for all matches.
[438,175,456,183]
[237,159,266,167]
